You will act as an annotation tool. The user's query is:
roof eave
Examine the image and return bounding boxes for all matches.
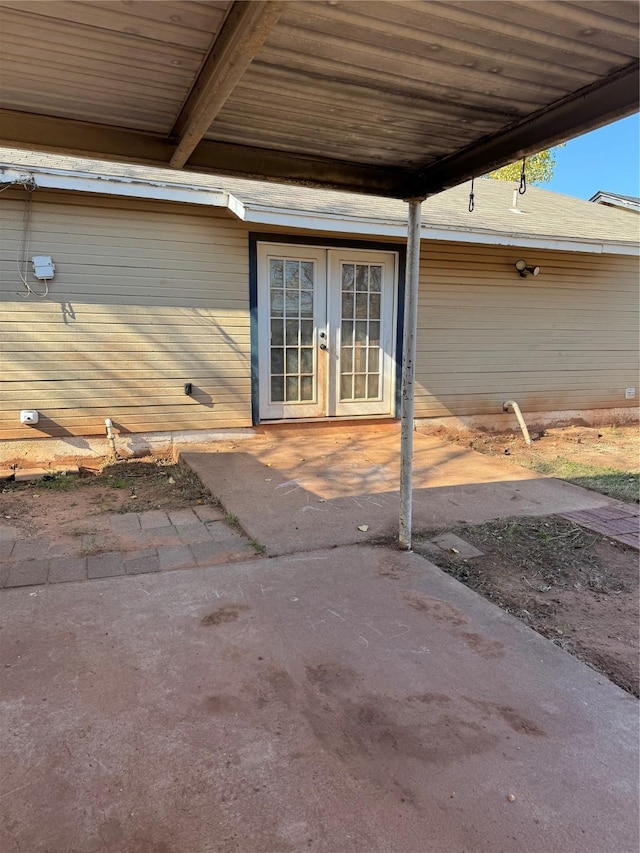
[243,205,640,256]
[2,164,637,257]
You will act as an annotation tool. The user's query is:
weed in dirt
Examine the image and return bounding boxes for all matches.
[225,513,240,529]
[105,475,132,490]
[67,526,97,538]
[79,545,108,557]
[39,474,80,491]
[2,474,79,494]
[249,538,266,555]
[86,459,217,511]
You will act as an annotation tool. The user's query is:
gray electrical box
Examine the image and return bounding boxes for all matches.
[32,256,55,280]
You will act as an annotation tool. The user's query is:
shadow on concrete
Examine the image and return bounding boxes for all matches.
[182,429,618,556]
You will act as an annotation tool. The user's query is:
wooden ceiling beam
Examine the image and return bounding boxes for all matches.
[416,60,640,197]
[169,0,284,169]
[0,108,412,197]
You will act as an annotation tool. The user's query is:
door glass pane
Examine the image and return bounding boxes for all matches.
[271,319,284,346]
[268,256,316,407]
[339,262,385,403]
[270,259,284,286]
[301,262,314,290]
[286,376,299,402]
[355,293,368,319]
[341,320,354,346]
[342,264,354,291]
[300,291,313,317]
[300,348,313,374]
[270,289,283,317]
[286,348,299,373]
[285,260,299,288]
[271,376,284,402]
[354,374,367,399]
[340,374,353,399]
[300,320,314,346]
[342,292,354,317]
[285,290,300,314]
[301,376,313,401]
[286,319,299,345]
[271,348,284,374]
[355,265,368,290]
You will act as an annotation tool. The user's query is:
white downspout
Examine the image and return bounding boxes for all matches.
[503,400,532,445]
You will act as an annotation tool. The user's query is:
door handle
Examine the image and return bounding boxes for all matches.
[319,343,328,351]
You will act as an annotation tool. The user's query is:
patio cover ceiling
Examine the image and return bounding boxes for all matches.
[0,0,638,199]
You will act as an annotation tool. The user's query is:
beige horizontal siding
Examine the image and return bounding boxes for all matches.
[0,190,251,439]
[414,241,639,418]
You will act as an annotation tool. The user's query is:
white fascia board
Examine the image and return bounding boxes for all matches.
[1,165,637,256]
[243,205,639,256]
[590,192,640,212]
[0,166,233,210]
[243,205,405,237]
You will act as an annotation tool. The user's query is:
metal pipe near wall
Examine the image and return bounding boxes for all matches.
[105,418,119,457]
[503,400,532,445]
[399,198,423,551]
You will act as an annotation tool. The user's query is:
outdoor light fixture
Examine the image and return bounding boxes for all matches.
[515,259,540,278]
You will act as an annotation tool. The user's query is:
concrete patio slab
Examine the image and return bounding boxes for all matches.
[1,544,636,853]
[182,427,620,556]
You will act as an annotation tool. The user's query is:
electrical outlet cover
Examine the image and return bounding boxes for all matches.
[20,410,39,425]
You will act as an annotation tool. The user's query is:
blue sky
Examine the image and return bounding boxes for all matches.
[544,113,640,200]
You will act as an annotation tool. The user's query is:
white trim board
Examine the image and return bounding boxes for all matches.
[1,164,637,257]
[0,166,233,210]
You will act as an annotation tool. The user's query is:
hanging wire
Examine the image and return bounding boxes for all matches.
[468,177,475,212]
[518,157,527,195]
[15,178,49,298]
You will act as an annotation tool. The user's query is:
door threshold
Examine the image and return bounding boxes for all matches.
[257,416,399,430]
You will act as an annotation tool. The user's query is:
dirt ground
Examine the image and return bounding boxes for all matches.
[441,423,639,470]
[436,424,639,503]
[416,516,639,697]
[0,459,219,540]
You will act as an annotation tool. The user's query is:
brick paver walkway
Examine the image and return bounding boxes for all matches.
[560,503,639,549]
[0,505,257,588]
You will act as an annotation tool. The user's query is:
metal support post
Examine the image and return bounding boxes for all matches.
[399,198,423,550]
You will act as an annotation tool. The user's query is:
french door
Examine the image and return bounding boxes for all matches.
[257,243,397,421]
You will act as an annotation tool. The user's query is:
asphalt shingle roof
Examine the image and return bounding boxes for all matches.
[1,148,638,248]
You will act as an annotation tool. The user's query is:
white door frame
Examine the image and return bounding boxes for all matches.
[256,241,398,422]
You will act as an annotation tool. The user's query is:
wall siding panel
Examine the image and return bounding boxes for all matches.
[414,241,639,418]
[0,190,251,439]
